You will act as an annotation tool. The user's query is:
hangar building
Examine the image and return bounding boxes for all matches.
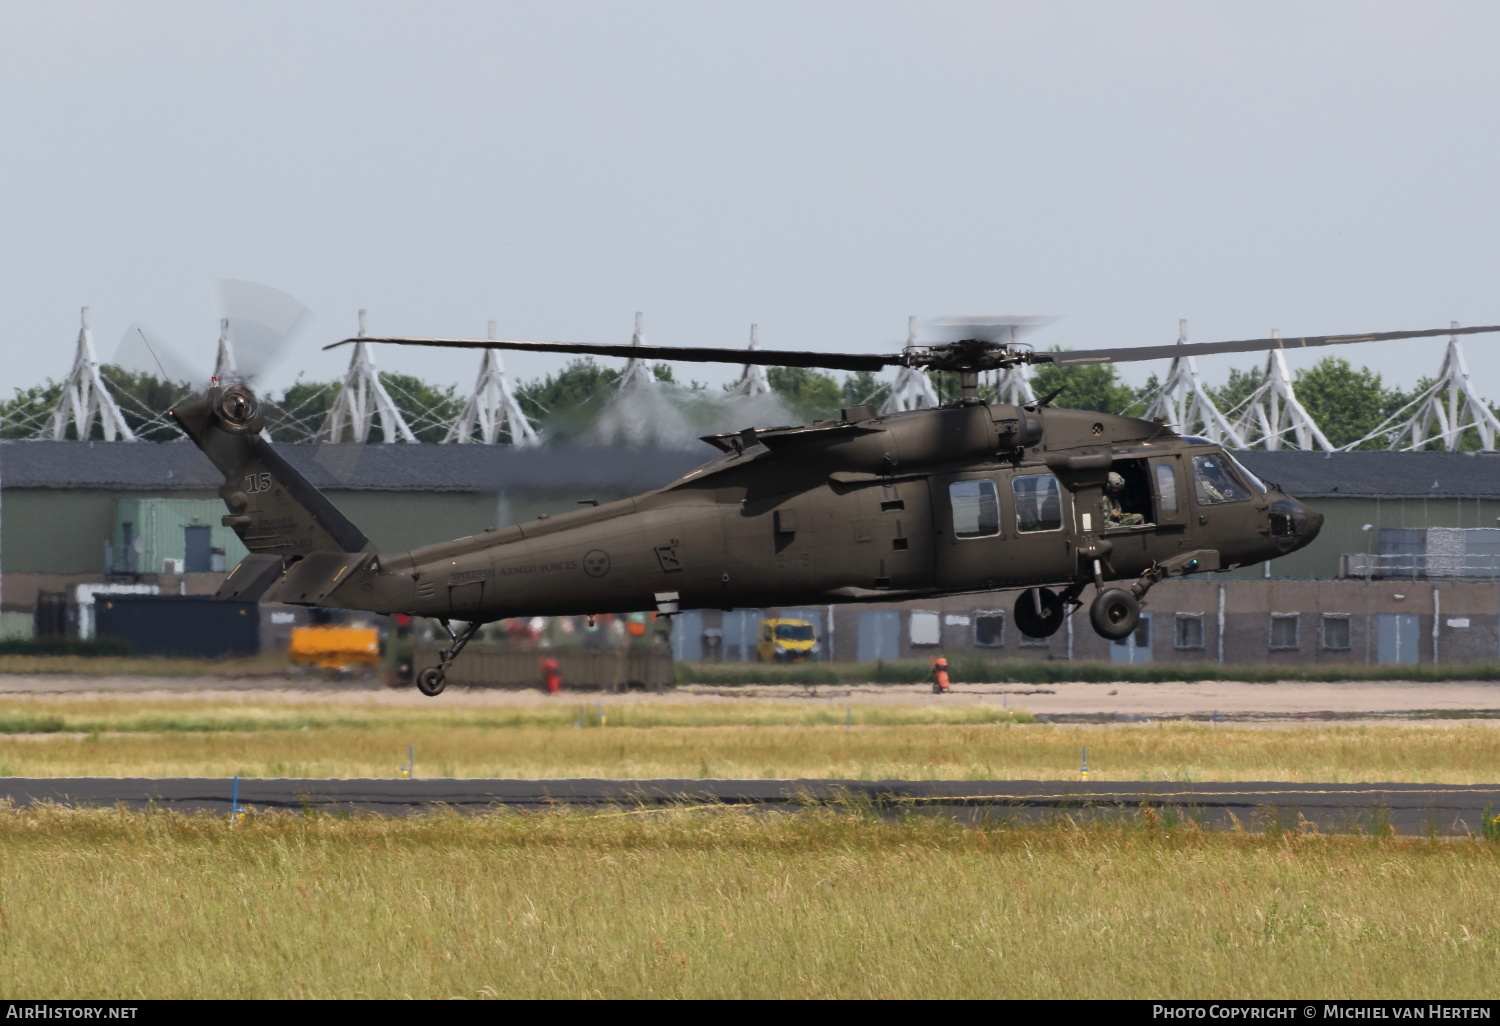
[3,441,1499,667]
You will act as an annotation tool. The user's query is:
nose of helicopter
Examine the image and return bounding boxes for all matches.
[1269,495,1323,553]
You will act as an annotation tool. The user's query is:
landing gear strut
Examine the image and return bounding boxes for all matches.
[416,619,486,697]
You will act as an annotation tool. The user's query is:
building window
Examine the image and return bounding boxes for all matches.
[909,611,940,647]
[949,479,1000,538]
[1013,474,1063,533]
[974,612,1005,647]
[1175,613,1204,650]
[1269,613,1300,650]
[1321,614,1351,650]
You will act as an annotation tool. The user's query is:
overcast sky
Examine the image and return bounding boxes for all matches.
[4,0,1500,399]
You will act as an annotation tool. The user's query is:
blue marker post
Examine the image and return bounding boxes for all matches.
[1080,746,1089,782]
[230,775,241,820]
[399,746,414,778]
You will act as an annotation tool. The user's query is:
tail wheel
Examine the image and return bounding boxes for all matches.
[416,667,447,697]
[1089,588,1140,641]
[1013,587,1066,638]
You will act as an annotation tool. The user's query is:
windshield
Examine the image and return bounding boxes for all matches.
[1193,453,1249,504]
[774,623,815,642]
[1223,452,1268,494]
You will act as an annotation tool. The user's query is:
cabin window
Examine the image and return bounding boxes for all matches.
[1175,613,1204,650]
[1269,613,1300,650]
[949,479,1001,538]
[974,612,1005,647]
[1013,474,1063,533]
[1192,454,1249,505]
[1155,463,1179,518]
[1321,614,1351,650]
[909,611,941,646]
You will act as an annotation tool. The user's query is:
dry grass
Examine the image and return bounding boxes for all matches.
[0,654,290,677]
[0,806,1494,999]
[0,695,1494,781]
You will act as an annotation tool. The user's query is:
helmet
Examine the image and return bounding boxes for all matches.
[1107,472,1125,490]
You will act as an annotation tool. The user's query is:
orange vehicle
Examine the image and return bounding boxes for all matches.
[288,624,381,672]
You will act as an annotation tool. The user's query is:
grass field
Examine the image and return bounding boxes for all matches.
[0,806,1493,999]
[0,695,1495,781]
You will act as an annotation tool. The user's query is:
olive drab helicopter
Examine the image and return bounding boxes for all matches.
[169,318,1500,696]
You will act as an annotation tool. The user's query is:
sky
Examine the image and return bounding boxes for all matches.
[3,0,1500,401]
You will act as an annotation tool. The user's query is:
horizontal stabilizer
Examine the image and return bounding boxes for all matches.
[267,552,376,606]
[215,554,291,602]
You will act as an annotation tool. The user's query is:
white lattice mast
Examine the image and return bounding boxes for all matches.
[616,311,658,394]
[880,316,941,414]
[1376,322,1500,452]
[1142,319,1246,446]
[731,324,772,398]
[43,307,135,441]
[1231,329,1335,451]
[213,318,240,384]
[444,320,540,445]
[993,324,1037,406]
[320,310,418,444]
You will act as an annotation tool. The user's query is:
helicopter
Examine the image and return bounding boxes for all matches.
[169,317,1500,696]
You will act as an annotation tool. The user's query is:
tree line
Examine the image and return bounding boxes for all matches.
[0,353,1484,450]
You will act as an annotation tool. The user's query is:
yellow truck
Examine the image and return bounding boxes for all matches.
[288,624,382,673]
[756,618,820,663]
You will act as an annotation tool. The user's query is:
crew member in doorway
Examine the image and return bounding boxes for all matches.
[931,656,951,695]
[1102,472,1144,526]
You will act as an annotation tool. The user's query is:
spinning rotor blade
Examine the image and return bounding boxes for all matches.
[1047,324,1500,367]
[215,279,313,383]
[923,315,1058,345]
[111,321,200,384]
[324,336,901,373]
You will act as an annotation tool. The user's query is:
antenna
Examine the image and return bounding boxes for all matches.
[43,307,136,442]
[879,316,940,414]
[444,319,541,445]
[615,311,659,393]
[213,318,240,384]
[1351,322,1500,452]
[730,324,773,398]
[1142,318,1246,446]
[319,309,419,443]
[1232,329,1335,451]
[993,324,1038,406]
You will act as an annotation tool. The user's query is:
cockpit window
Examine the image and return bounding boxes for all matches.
[1224,452,1268,494]
[1193,454,1248,505]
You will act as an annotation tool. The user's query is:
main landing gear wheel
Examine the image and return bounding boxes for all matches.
[416,667,447,697]
[1089,588,1140,641]
[1014,587,1066,638]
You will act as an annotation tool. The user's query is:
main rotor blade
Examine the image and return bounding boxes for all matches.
[1046,324,1500,367]
[325,337,901,373]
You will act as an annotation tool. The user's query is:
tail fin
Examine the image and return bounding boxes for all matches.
[171,386,376,604]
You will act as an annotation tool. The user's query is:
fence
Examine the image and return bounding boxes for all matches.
[412,643,674,691]
[1341,553,1500,580]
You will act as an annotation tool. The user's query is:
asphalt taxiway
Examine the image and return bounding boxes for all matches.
[2,777,1497,835]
